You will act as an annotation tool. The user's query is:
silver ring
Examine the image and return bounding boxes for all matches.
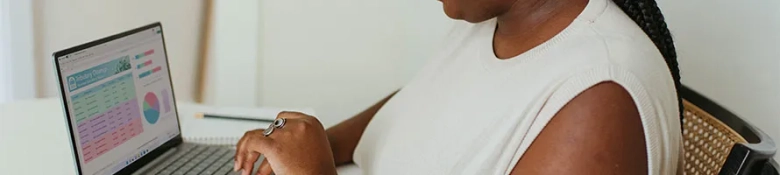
[262,123,275,137]
[273,118,286,128]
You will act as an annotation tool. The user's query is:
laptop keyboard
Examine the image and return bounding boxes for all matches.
[147,145,237,175]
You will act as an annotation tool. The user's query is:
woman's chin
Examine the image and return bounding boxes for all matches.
[441,2,462,20]
[443,11,459,20]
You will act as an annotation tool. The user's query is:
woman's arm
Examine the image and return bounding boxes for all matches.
[327,90,398,165]
[236,91,399,175]
[511,82,648,174]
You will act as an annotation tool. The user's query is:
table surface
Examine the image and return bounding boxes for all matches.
[0,98,360,175]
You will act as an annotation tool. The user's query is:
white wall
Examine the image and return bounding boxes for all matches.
[34,0,204,102]
[202,0,260,107]
[658,0,780,160]
[0,0,8,103]
[256,0,453,126]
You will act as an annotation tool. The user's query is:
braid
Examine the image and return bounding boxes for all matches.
[612,0,683,121]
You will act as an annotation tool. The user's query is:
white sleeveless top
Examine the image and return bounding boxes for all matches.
[352,0,682,174]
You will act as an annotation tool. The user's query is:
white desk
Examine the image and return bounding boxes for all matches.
[0,98,360,175]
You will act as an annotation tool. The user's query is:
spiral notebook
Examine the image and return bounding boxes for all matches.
[175,102,316,147]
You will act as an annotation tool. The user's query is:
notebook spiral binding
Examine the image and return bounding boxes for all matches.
[184,137,240,146]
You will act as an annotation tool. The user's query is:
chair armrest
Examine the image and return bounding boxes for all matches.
[761,159,779,175]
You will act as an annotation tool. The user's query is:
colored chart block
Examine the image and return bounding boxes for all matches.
[70,72,144,163]
[138,66,162,79]
[71,73,137,123]
[138,71,151,78]
[161,89,171,113]
[78,98,143,163]
[134,49,155,60]
[67,56,131,92]
[136,60,153,69]
[143,92,160,124]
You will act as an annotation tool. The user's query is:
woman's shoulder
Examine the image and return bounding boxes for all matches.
[583,0,672,73]
[568,3,675,95]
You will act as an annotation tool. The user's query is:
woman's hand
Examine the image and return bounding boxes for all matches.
[234,112,337,175]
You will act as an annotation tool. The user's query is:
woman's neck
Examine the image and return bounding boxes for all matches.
[492,0,589,59]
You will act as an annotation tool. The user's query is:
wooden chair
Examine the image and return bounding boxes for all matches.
[681,85,777,175]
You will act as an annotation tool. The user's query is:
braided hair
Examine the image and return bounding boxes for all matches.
[612,0,683,121]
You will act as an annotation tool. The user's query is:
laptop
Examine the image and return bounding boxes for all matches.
[53,22,254,175]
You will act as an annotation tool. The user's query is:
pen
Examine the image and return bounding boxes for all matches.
[194,113,275,123]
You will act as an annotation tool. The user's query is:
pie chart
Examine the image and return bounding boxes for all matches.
[143,92,160,124]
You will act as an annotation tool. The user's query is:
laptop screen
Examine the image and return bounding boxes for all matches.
[55,25,181,175]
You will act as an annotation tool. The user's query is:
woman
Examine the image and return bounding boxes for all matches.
[234,0,682,174]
